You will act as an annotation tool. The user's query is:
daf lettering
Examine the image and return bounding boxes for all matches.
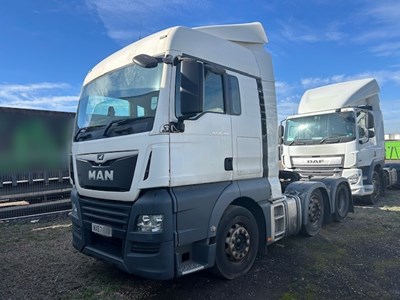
[307,159,324,164]
[88,170,114,181]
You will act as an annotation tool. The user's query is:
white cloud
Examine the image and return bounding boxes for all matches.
[300,70,400,90]
[0,82,79,112]
[349,0,400,56]
[277,20,345,44]
[85,0,209,44]
[369,42,400,57]
[273,1,400,57]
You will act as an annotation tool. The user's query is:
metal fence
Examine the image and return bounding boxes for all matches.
[0,169,72,219]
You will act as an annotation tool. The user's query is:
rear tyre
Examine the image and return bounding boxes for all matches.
[363,170,382,205]
[211,205,259,280]
[333,183,351,222]
[301,189,324,237]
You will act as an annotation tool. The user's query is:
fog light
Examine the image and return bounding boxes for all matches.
[348,174,360,185]
[136,214,164,233]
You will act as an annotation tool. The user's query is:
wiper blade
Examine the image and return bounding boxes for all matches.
[291,139,312,145]
[74,125,105,141]
[103,116,154,137]
[319,136,341,144]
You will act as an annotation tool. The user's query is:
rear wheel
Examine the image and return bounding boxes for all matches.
[363,170,382,205]
[334,183,351,222]
[301,189,324,237]
[211,205,259,280]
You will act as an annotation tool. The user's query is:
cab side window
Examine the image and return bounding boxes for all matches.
[175,61,242,117]
[204,69,224,113]
[228,75,241,115]
[357,111,368,138]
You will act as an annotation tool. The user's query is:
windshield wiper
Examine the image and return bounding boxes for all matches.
[319,136,341,144]
[103,116,154,137]
[74,125,106,141]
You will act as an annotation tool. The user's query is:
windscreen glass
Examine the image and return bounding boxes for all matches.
[74,62,163,141]
[284,111,356,145]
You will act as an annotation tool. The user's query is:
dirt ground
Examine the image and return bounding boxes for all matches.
[1,189,399,300]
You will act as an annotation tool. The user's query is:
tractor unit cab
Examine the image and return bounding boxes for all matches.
[281,78,385,204]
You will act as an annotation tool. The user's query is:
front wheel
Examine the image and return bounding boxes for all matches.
[211,205,259,280]
[334,183,351,222]
[301,189,324,237]
[363,170,382,205]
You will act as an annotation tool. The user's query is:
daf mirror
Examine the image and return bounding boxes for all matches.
[367,112,374,129]
[368,129,375,138]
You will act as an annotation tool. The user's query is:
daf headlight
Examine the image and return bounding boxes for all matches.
[348,173,360,185]
[136,214,164,233]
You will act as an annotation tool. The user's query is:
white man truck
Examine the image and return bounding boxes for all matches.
[70,22,352,280]
[281,78,390,204]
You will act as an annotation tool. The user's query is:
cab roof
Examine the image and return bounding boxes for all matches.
[298,78,380,114]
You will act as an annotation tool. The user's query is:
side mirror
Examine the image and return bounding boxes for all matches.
[359,127,366,137]
[367,113,374,129]
[180,60,204,117]
[278,125,284,145]
[132,54,158,68]
[278,124,284,138]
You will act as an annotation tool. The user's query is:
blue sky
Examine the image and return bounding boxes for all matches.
[1,0,399,133]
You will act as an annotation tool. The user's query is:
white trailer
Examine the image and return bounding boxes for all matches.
[70,22,352,280]
[281,78,388,204]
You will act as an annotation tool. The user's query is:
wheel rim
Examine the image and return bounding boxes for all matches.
[308,195,322,225]
[225,223,251,261]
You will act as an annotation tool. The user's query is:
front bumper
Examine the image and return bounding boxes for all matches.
[342,169,373,196]
[71,187,175,280]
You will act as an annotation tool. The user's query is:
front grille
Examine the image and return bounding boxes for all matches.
[80,197,132,230]
[80,197,133,258]
[295,166,343,178]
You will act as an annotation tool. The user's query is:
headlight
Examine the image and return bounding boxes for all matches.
[347,173,360,185]
[136,214,164,233]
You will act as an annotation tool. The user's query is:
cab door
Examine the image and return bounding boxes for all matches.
[357,110,377,169]
[169,60,233,187]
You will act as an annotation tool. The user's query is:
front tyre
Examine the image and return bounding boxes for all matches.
[212,205,259,280]
[301,189,324,237]
[333,183,351,222]
[363,170,382,205]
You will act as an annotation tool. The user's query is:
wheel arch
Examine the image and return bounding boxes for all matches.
[284,181,330,226]
[208,195,267,258]
[314,177,354,215]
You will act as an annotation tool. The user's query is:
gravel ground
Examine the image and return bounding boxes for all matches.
[1,189,399,300]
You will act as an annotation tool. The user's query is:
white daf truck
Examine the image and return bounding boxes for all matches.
[70,22,352,280]
[281,79,386,204]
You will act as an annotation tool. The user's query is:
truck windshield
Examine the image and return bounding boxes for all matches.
[284,111,356,145]
[74,62,163,141]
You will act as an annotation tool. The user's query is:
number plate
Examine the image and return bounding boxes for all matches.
[91,223,112,237]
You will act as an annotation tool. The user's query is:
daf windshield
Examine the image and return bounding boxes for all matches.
[74,62,163,141]
[284,111,356,145]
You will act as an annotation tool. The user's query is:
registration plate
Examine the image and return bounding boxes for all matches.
[91,223,112,237]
